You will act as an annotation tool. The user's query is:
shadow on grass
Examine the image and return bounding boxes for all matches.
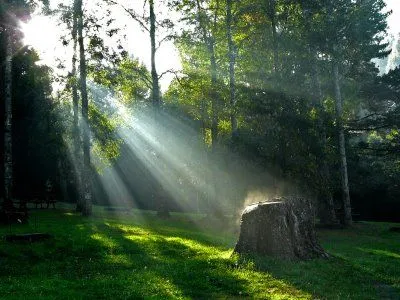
[1,211,399,299]
[246,224,400,300]
[95,222,248,298]
[0,210,309,299]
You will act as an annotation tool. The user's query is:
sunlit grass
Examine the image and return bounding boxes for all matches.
[0,208,399,299]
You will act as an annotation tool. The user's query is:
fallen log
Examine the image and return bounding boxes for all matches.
[5,233,53,243]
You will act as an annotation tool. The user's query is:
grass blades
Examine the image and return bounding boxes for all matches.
[0,208,399,299]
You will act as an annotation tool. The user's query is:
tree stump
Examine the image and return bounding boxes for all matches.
[234,197,328,260]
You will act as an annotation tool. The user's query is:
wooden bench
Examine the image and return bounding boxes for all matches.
[32,198,45,209]
[29,198,56,209]
[26,191,56,209]
[11,199,28,211]
[103,207,130,214]
[5,233,52,242]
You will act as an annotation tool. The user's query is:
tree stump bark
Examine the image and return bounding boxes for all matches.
[234,197,327,260]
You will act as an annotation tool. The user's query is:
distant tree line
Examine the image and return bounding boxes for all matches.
[1,0,399,224]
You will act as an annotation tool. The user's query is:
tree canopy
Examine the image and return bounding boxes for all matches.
[1,0,399,223]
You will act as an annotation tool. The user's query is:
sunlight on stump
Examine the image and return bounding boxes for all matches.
[234,197,328,260]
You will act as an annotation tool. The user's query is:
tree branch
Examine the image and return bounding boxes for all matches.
[158,69,184,86]
[156,34,176,50]
[106,0,149,32]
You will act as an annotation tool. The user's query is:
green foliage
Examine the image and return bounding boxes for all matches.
[85,57,153,171]
[2,0,399,219]
[112,58,151,106]
[90,57,151,107]
[88,102,122,171]
[5,47,62,198]
[166,0,399,215]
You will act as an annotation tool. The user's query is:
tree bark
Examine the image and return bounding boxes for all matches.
[58,159,69,202]
[195,0,220,215]
[234,198,327,260]
[312,63,337,225]
[149,0,161,110]
[267,0,278,75]
[195,0,219,151]
[300,5,337,225]
[149,0,170,217]
[72,0,83,212]
[209,41,219,153]
[3,25,14,211]
[333,61,352,226]
[77,0,92,216]
[226,0,237,136]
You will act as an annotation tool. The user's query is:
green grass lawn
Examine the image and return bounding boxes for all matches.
[1,205,399,299]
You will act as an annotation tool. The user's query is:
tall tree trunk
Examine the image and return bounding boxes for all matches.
[266,0,285,182]
[226,0,237,136]
[149,0,169,217]
[200,98,207,144]
[300,5,336,225]
[209,41,219,153]
[58,159,68,202]
[72,0,83,212]
[312,63,337,225]
[195,0,220,215]
[3,26,14,211]
[77,0,92,216]
[267,0,278,75]
[149,0,161,110]
[333,61,352,226]
[195,0,219,151]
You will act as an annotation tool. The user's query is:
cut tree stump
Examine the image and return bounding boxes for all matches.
[234,196,328,260]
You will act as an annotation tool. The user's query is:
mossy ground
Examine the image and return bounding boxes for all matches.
[0,204,399,299]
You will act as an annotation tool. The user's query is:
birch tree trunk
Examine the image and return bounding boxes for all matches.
[195,0,220,216]
[3,26,14,211]
[72,0,83,212]
[77,0,92,216]
[195,0,219,151]
[226,0,237,136]
[333,61,352,226]
[149,0,171,217]
[209,41,219,153]
[149,0,161,110]
[267,0,278,75]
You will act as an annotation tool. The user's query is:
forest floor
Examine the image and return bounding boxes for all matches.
[0,204,399,299]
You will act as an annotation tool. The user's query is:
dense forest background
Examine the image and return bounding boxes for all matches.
[1,0,400,223]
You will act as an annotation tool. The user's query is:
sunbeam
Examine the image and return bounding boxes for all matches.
[83,82,282,225]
